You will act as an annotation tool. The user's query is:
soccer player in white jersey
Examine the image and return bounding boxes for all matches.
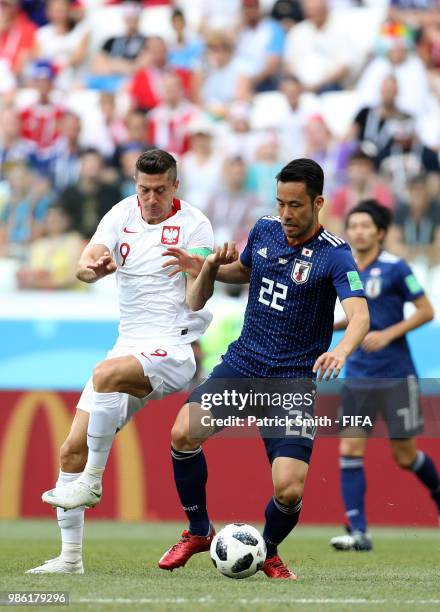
[26,149,215,574]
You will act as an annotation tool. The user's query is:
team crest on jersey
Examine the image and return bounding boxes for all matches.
[365,277,382,298]
[161,226,180,245]
[291,259,312,284]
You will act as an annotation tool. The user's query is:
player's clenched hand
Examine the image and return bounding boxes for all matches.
[361,330,391,353]
[161,247,205,278]
[312,347,347,381]
[86,252,117,278]
[207,242,239,268]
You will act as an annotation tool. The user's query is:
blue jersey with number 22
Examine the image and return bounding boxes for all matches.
[223,217,365,378]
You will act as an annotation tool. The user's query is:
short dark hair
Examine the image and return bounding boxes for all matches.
[346,199,393,233]
[276,158,324,201]
[135,149,177,182]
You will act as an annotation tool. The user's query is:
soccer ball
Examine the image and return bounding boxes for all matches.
[210,523,266,579]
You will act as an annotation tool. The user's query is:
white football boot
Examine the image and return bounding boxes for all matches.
[330,530,373,551]
[42,480,102,510]
[26,557,84,574]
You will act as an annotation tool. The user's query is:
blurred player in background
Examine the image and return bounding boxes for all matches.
[159,158,369,579]
[27,149,214,573]
[331,199,440,552]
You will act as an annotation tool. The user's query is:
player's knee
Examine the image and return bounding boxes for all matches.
[339,438,364,457]
[274,481,304,506]
[60,439,87,472]
[93,361,121,392]
[171,420,195,451]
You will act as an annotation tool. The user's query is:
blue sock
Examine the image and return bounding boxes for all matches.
[263,496,302,558]
[408,451,440,511]
[340,456,367,533]
[171,446,210,536]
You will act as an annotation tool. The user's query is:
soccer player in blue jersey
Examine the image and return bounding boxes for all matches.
[159,158,370,578]
[330,199,439,552]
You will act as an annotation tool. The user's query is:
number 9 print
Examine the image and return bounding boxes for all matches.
[120,243,130,266]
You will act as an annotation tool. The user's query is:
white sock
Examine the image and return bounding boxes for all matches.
[81,391,120,486]
[56,470,84,563]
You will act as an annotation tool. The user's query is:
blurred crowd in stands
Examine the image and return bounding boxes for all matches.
[1,0,440,292]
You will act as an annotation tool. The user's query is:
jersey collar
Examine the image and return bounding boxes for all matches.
[284,224,323,249]
[137,197,181,226]
[355,247,382,272]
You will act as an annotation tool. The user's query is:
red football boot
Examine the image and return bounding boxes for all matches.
[262,555,298,580]
[158,527,215,570]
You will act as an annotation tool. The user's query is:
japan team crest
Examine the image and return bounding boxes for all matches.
[161,226,180,245]
[291,259,312,284]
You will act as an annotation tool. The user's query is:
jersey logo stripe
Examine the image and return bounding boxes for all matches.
[262,216,281,222]
[321,233,339,247]
[323,229,344,245]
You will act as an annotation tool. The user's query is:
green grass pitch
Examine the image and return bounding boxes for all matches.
[1,520,439,611]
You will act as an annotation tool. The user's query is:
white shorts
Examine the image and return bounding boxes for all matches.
[77,342,196,429]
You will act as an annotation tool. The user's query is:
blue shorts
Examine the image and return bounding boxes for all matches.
[340,376,423,439]
[188,359,315,465]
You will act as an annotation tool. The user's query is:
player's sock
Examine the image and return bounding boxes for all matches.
[408,451,440,509]
[81,391,120,486]
[340,456,367,533]
[56,470,84,562]
[171,446,210,536]
[263,496,302,558]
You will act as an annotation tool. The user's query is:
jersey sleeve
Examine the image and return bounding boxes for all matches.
[328,243,366,301]
[187,218,214,251]
[88,205,122,252]
[240,223,258,268]
[395,259,425,302]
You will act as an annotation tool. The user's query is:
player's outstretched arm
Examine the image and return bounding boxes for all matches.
[76,243,117,283]
[313,297,369,381]
[186,243,248,311]
[362,294,434,353]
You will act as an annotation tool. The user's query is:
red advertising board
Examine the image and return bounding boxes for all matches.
[0,390,438,526]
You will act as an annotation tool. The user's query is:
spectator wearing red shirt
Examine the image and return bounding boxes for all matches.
[328,149,395,234]
[20,60,65,152]
[147,72,200,155]
[0,0,36,76]
[129,36,193,111]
